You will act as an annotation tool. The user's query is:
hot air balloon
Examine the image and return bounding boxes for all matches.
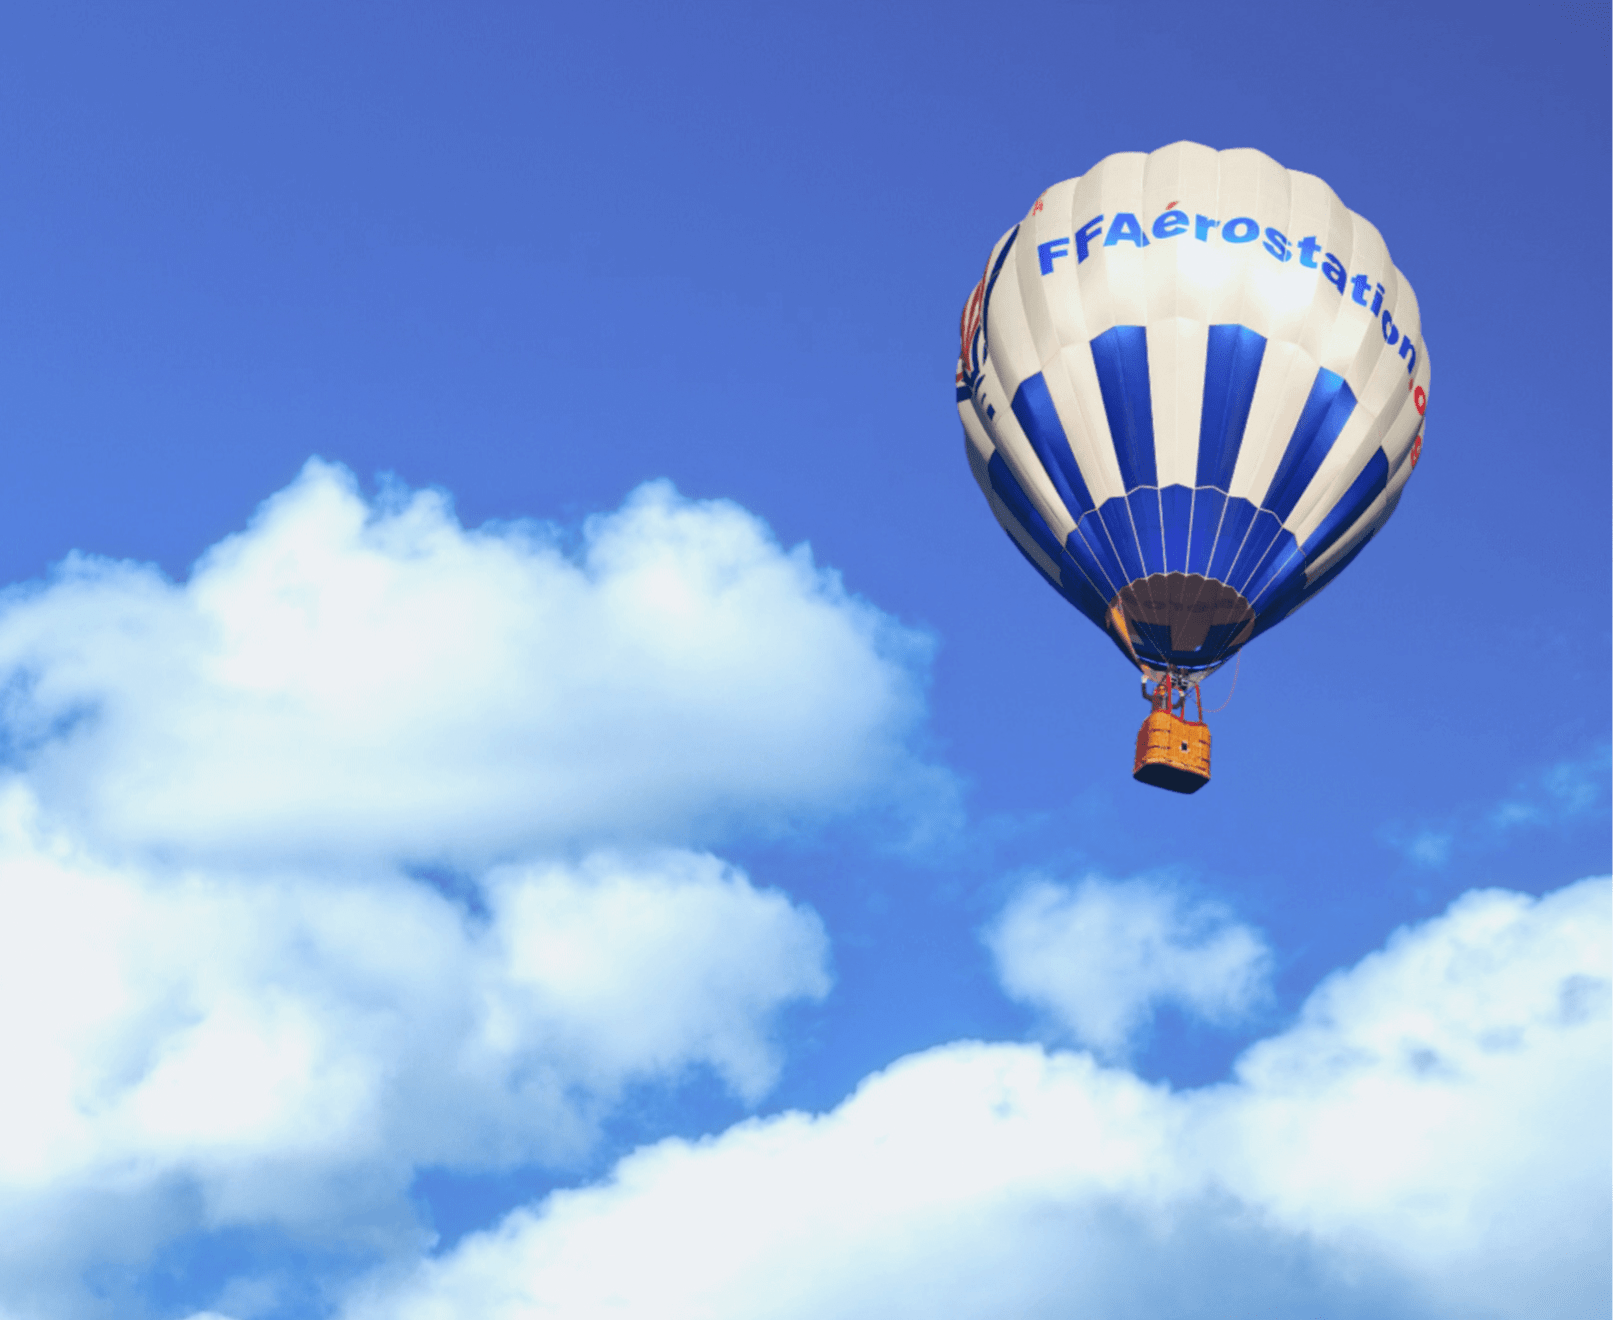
[956,143,1429,794]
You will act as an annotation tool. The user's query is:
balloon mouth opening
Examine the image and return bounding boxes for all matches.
[1109,574,1255,667]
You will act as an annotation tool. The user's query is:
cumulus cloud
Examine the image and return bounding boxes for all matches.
[0,464,945,1312]
[0,460,943,867]
[0,796,828,1313]
[356,877,1612,1320]
[985,877,1271,1056]
[0,462,1601,1319]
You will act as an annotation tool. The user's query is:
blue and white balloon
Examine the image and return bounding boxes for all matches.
[957,142,1429,674]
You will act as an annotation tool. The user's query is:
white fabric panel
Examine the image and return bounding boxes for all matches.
[1286,174,1355,370]
[1152,142,1235,329]
[1396,275,1429,385]
[1137,141,1191,323]
[1035,177,1093,348]
[1148,317,1208,488]
[1311,211,1380,380]
[1209,148,1283,337]
[1384,411,1422,484]
[1244,160,1311,345]
[1226,340,1320,502]
[1049,342,1128,504]
[1088,150,1152,332]
[1064,154,1129,337]
[1371,267,1427,473]
[1380,464,1413,520]
[979,228,1040,402]
[1339,223,1396,394]
[1306,212,1364,377]
[1382,365,1426,477]
[1016,189,1073,374]
[1140,147,1226,488]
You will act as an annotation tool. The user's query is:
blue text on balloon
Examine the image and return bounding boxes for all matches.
[1038,212,1420,374]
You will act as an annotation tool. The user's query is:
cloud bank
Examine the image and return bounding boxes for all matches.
[0,463,933,1313]
[0,462,1603,1318]
[0,461,942,867]
[359,877,1612,1320]
[0,803,831,1312]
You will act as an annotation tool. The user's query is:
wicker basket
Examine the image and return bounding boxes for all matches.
[1133,708,1211,794]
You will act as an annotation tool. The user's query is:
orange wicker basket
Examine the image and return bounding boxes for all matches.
[1133,707,1211,794]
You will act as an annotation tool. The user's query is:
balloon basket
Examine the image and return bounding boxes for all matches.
[1133,673,1210,794]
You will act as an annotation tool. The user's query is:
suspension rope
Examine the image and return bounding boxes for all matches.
[1202,653,1242,715]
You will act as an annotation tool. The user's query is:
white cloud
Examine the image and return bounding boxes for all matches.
[0,460,943,868]
[0,794,828,1312]
[1402,828,1454,866]
[1489,745,1611,829]
[0,462,1600,1318]
[985,877,1271,1056]
[356,876,1612,1320]
[0,463,940,1312]
[1384,744,1611,868]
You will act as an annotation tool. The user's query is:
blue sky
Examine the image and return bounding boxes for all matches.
[0,3,1605,1316]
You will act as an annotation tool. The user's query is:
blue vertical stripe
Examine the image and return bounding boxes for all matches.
[1129,489,1166,577]
[1244,540,1304,611]
[1010,373,1095,519]
[1072,512,1128,596]
[1161,485,1192,573]
[1196,325,1266,490]
[1207,497,1257,583]
[1098,500,1147,584]
[985,452,1062,566]
[1238,529,1303,606]
[1090,326,1157,490]
[1006,541,1110,630]
[986,453,1109,625]
[1065,525,1122,600]
[1300,529,1375,604]
[1246,570,1309,643]
[1264,369,1357,520]
[1249,532,1377,643]
[1186,488,1226,576]
[1227,510,1285,594]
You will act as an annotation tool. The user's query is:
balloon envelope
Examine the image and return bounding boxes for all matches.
[957,142,1429,673]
